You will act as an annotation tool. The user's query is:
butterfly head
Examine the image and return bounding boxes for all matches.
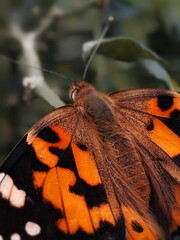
[69,81,95,103]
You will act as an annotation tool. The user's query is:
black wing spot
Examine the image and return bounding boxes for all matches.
[131,220,144,233]
[77,143,88,151]
[146,121,154,131]
[160,117,180,137]
[157,96,173,111]
[32,151,50,172]
[170,109,180,119]
[172,155,180,167]
[37,127,60,143]
[50,146,76,172]
[95,219,125,239]
[70,180,107,208]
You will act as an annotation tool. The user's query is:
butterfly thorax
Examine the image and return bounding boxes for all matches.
[70,82,118,136]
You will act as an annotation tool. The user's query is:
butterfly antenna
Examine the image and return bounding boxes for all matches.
[0,54,72,82]
[82,16,114,81]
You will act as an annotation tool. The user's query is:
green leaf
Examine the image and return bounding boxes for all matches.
[82,36,177,90]
[83,36,168,67]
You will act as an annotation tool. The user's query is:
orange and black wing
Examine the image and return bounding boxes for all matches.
[1,87,179,240]
[0,105,125,240]
[110,89,180,238]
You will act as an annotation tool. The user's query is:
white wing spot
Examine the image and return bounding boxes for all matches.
[0,173,5,182]
[9,185,26,208]
[0,174,26,208]
[0,174,13,199]
[25,221,41,236]
[0,234,4,240]
[10,233,21,240]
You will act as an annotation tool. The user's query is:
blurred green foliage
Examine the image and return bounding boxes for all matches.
[0,0,180,162]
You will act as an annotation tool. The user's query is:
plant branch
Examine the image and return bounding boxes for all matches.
[10,22,64,108]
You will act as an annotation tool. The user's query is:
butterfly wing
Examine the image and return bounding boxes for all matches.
[0,105,125,240]
[1,86,179,240]
[110,89,180,238]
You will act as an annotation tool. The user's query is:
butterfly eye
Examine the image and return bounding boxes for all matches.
[71,88,79,101]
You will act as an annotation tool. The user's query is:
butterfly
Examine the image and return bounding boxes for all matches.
[0,81,179,240]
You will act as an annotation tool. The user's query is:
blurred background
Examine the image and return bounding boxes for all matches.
[0,0,180,162]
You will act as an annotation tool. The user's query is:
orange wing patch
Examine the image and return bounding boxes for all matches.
[31,126,116,235]
[89,204,116,230]
[33,171,46,188]
[148,118,180,158]
[32,126,71,168]
[71,142,101,186]
[56,167,94,234]
[71,141,116,230]
[147,95,180,118]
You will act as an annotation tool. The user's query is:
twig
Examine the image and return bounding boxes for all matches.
[10,22,64,108]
